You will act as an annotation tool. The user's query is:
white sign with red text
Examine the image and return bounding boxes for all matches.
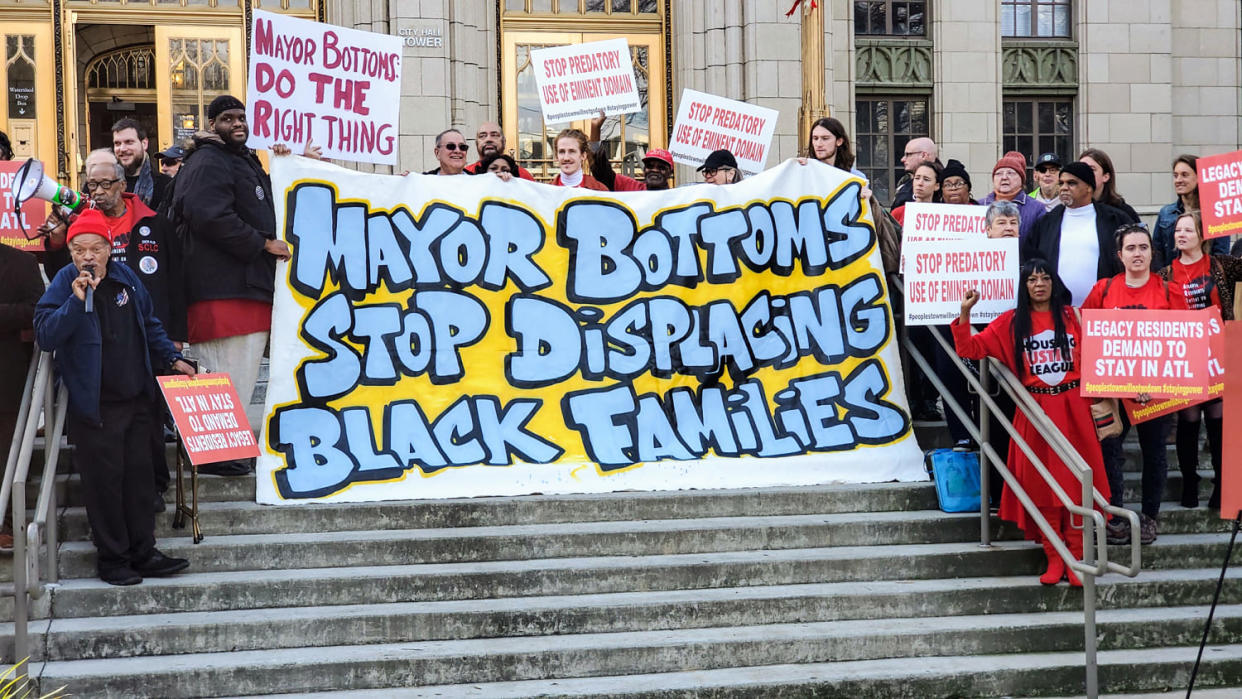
[904,237,1019,326]
[246,10,402,165]
[669,89,778,176]
[530,39,642,124]
[899,202,990,273]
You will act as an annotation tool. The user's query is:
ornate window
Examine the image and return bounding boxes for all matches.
[1001,0,1071,38]
[855,96,930,206]
[167,37,231,144]
[5,35,36,117]
[854,1,926,36]
[1002,98,1074,185]
[501,1,668,181]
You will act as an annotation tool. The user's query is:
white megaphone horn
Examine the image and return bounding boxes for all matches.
[12,158,85,210]
[9,158,87,241]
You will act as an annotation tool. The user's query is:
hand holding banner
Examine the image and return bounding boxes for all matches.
[530,39,642,123]
[669,89,778,176]
[246,10,403,165]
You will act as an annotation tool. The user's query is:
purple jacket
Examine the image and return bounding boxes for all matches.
[980,190,1047,242]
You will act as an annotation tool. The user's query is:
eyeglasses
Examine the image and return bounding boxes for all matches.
[703,167,734,178]
[903,150,923,158]
[440,142,468,152]
[1116,223,1149,235]
[84,178,121,191]
[160,158,180,167]
[942,180,968,190]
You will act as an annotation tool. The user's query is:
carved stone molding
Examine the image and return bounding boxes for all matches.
[855,39,933,88]
[1002,42,1078,91]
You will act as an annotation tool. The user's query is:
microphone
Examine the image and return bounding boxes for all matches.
[82,264,96,313]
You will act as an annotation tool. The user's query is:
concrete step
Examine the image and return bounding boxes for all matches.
[236,644,1242,698]
[30,607,1242,698]
[51,509,1006,579]
[56,496,1231,545]
[32,535,1236,621]
[56,482,941,541]
[10,568,1242,662]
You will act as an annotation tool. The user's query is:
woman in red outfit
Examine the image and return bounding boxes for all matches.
[1081,225,1174,545]
[954,259,1110,587]
[1158,211,1242,509]
[549,129,609,191]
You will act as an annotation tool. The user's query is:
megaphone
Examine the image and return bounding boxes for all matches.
[11,158,85,211]
[10,158,87,241]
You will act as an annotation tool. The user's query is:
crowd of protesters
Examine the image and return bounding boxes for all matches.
[1,97,1238,590]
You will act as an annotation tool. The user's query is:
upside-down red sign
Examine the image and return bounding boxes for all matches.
[158,373,259,465]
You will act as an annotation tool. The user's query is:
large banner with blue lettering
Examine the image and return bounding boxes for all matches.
[257,157,926,504]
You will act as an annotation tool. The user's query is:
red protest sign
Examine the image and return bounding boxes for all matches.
[1081,309,1213,400]
[159,373,259,466]
[1123,307,1224,422]
[1222,321,1242,519]
[0,160,47,252]
[1196,149,1242,239]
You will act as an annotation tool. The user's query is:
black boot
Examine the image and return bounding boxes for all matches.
[1206,416,1223,510]
[1176,418,1202,508]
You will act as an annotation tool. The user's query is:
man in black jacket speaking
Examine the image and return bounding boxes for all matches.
[1022,161,1131,306]
[170,95,290,477]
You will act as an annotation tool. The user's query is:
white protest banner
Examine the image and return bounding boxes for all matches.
[898,202,989,273]
[669,89,778,176]
[530,38,641,123]
[904,237,1019,326]
[257,157,926,505]
[246,10,402,165]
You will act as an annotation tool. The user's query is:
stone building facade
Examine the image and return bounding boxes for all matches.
[0,0,1238,213]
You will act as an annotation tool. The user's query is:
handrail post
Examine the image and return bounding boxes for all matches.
[1083,470,1098,698]
[978,358,992,547]
[12,485,27,665]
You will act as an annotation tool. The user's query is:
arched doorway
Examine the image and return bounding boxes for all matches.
[84,44,158,153]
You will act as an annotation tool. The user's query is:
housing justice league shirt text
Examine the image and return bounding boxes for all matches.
[1023,311,1077,387]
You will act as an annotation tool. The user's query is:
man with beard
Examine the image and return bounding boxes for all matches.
[111,118,172,209]
[464,121,534,180]
[169,95,290,477]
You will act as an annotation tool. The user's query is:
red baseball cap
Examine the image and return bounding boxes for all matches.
[642,148,674,168]
[65,208,111,246]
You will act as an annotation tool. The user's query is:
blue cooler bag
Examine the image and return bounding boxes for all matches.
[925,448,982,513]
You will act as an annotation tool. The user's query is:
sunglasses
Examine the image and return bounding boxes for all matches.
[440,142,469,152]
[160,157,180,167]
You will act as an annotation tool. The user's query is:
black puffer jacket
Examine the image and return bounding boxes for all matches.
[168,131,277,305]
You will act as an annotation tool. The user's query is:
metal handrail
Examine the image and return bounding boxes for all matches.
[5,348,68,664]
[890,276,1141,699]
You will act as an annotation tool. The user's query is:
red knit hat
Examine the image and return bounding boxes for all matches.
[992,152,1026,177]
[65,208,112,246]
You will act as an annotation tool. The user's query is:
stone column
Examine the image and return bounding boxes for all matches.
[933,0,1001,194]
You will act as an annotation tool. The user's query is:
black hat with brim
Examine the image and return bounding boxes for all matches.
[697,149,739,172]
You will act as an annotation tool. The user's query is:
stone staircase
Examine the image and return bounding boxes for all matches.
[2,416,1240,697]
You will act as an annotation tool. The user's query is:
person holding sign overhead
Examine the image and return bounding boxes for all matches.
[1081,224,1174,545]
[1158,210,1242,510]
[550,129,609,191]
[953,260,1109,587]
